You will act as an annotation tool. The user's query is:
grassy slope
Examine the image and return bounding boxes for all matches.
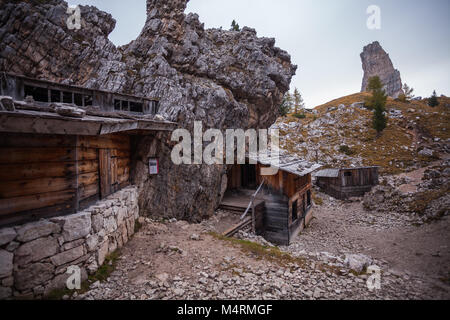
[278,94,450,175]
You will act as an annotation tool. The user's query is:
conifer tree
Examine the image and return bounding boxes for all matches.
[293,88,305,114]
[279,92,293,117]
[230,20,240,32]
[366,76,387,135]
[428,90,439,107]
[403,83,415,101]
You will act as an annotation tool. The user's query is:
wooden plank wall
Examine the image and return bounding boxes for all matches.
[225,163,314,245]
[256,164,311,199]
[340,168,379,187]
[0,133,131,226]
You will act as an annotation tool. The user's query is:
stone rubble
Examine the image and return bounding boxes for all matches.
[69,213,448,301]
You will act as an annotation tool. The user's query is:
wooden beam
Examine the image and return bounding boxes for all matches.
[0,189,76,216]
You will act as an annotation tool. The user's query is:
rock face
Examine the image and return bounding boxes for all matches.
[0,0,296,221]
[360,41,403,98]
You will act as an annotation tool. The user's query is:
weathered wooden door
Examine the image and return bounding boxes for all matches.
[99,149,118,198]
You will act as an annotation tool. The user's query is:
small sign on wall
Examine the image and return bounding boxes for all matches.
[149,158,159,175]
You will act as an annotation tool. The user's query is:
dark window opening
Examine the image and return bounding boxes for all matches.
[302,194,307,217]
[121,101,129,111]
[51,90,61,103]
[74,93,83,106]
[63,91,73,104]
[292,200,298,221]
[84,95,93,106]
[307,190,312,207]
[114,99,121,111]
[130,102,143,113]
[240,164,257,189]
[149,101,159,115]
[344,171,352,177]
[24,85,48,102]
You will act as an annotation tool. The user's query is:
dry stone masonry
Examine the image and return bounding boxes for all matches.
[0,186,139,299]
[360,41,403,98]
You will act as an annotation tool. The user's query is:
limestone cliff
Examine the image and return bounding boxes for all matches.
[360,41,403,98]
[0,0,296,221]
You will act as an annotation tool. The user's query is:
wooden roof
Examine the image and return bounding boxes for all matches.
[314,166,379,178]
[0,106,177,136]
[313,169,340,178]
[248,150,322,177]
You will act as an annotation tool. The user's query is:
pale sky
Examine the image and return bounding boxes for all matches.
[67,0,450,108]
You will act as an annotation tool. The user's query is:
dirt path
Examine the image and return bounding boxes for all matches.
[73,208,449,300]
[287,197,450,296]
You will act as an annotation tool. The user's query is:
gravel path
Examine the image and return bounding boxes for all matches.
[72,200,450,300]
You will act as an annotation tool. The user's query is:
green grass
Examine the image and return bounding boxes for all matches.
[209,232,344,275]
[45,249,122,300]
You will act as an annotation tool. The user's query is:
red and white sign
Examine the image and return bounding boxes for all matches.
[149,158,159,175]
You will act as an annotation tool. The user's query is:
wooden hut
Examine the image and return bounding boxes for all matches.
[0,73,160,115]
[314,167,379,200]
[222,152,321,245]
[0,76,176,227]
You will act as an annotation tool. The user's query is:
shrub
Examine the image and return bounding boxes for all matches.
[428,90,439,107]
[292,113,306,119]
[339,145,355,156]
[396,94,407,103]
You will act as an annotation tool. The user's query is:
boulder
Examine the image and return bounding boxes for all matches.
[14,236,59,266]
[50,246,85,266]
[97,241,109,266]
[0,96,15,111]
[16,221,61,242]
[0,287,12,299]
[0,249,13,278]
[53,104,86,118]
[344,254,373,273]
[0,228,17,246]
[14,263,55,291]
[52,212,91,242]
[418,148,434,157]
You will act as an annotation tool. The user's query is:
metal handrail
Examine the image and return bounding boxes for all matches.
[240,179,266,220]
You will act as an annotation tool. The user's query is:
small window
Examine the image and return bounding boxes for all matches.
[149,100,159,115]
[74,93,83,106]
[292,200,298,221]
[51,90,61,102]
[344,172,352,177]
[84,95,93,106]
[63,91,73,104]
[24,85,48,102]
[114,99,121,111]
[130,102,143,113]
[121,100,129,111]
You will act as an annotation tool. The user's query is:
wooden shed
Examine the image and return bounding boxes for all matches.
[0,85,176,227]
[1,73,160,115]
[314,167,379,200]
[222,152,321,245]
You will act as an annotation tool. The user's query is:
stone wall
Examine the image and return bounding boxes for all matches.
[0,186,139,299]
